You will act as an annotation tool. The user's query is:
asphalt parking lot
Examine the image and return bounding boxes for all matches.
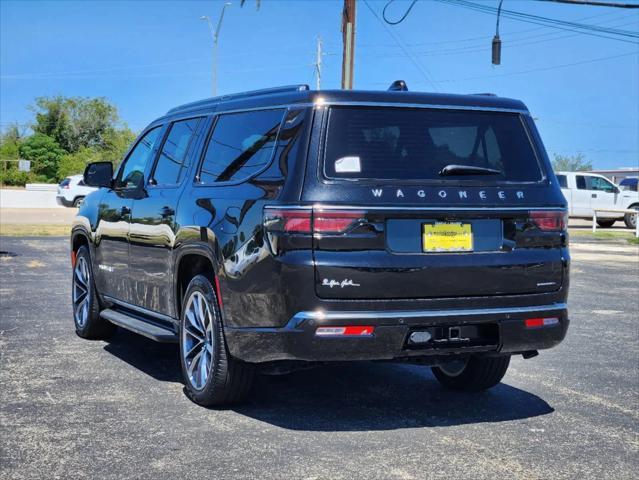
[0,236,637,480]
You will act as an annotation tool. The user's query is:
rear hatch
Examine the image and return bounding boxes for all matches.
[303,105,567,300]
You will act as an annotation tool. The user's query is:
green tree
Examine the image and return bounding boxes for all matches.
[19,134,66,180]
[551,153,592,172]
[31,96,119,153]
[57,147,101,179]
[98,127,136,165]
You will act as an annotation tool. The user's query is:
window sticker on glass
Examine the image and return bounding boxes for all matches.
[335,156,361,173]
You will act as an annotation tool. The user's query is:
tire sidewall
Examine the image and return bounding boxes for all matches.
[179,275,226,404]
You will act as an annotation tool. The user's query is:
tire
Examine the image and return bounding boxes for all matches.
[179,275,254,406]
[432,355,510,392]
[72,246,116,339]
[596,219,616,228]
[624,206,638,230]
[72,197,85,208]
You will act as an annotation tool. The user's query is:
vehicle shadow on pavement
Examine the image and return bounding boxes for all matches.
[102,330,554,430]
[103,329,182,383]
[236,362,554,431]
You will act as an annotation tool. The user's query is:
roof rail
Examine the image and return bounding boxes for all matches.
[471,92,497,97]
[167,84,310,114]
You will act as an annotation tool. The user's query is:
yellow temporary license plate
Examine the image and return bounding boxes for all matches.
[422,222,473,253]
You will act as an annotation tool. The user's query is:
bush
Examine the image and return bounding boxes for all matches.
[0,169,45,187]
[19,134,66,181]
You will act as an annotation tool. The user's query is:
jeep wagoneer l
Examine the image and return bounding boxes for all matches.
[71,83,569,406]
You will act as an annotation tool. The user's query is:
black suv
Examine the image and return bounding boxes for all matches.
[72,84,569,406]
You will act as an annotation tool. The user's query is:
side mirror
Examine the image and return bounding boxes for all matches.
[84,162,113,188]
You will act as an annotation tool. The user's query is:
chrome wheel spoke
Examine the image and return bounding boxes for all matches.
[186,309,204,337]
[185,338,204,358]
[188,350,203,383]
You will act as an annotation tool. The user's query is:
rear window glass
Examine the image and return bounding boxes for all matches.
[199,109,284,183]
[324,107,543,182]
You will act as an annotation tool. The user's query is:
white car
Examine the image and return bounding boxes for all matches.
[556,171,639,229]
[56,174,98,208]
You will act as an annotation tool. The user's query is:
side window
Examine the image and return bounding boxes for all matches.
[556,174,567,188]
[576,175,587,190]
[199,109,284,183]
[116,127,162,189]
[152,118,201,186]
[590,176,615,193]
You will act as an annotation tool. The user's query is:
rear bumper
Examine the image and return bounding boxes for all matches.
[225,303,569,363]
[56,195,74,207]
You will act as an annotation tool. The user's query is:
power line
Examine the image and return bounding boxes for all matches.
[356,19,638,58]
[434,0,639,43]
[363,0,439,91]
[437,50,638,82]
[382,0,418,25]
[338,10,629,48]
[535,0,639,8]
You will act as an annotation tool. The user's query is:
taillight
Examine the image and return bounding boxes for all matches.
[529,211,567,231]
[264,209,311,233]
[263,208,365,235]
[314,210,364,234]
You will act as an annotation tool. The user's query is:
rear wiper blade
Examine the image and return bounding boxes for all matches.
[439,164,502,176]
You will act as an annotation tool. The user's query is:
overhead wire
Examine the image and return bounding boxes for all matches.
[362,0,440,91]
[433,0,639,43]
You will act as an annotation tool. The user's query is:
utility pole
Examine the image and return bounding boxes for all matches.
[341,0,356,90]
[200,2,231,97]
[314,36,323,90]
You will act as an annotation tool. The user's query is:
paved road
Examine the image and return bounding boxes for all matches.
[0,237,637,479]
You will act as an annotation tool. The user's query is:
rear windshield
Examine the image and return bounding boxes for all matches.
[323,107,543,182]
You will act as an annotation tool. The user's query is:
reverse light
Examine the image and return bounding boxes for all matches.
[525,317,559,329]
[529,211,567,232]
[315,326,375,336]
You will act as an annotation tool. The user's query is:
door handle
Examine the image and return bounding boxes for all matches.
[160,206,175,217]
[120,205,131,216]
[591,193,597,198]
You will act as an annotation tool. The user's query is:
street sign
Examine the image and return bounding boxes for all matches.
[18,159,31,172]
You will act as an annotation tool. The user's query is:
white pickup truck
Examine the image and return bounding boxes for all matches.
[556,171,638,229]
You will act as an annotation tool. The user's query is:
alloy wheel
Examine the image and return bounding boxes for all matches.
[72,256,91,328]
[181,291,215,390]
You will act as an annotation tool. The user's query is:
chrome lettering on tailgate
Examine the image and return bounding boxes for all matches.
[322,279,361,289]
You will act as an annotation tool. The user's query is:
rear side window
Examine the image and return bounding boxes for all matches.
[152,118,201,186]
[199,109,284,183]
[556,174,567,188]
[576,175,587,190]
[59,178,70,187]
[323,107,543,182]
